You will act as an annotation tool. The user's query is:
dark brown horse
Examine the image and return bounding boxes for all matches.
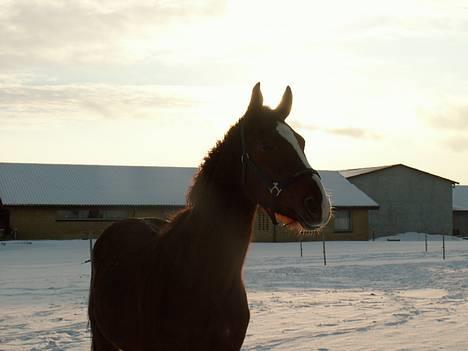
[88,83,331,350]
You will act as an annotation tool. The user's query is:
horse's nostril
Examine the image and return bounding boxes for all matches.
[304,196,322,221]
[304,196,318,211]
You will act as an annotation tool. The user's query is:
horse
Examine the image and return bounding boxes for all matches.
[88,83,331,350]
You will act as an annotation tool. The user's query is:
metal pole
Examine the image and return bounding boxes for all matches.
[300,238,303,258]
[425,234,428,253]
[442,234,446,260]
[89,236,94,276]
[322,231,327,266]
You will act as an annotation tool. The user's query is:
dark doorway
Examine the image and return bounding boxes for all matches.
[0,208,10,238]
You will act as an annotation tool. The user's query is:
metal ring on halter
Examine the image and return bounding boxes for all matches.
[269,182,282,197]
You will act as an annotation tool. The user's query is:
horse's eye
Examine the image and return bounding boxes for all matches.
[299,140,305,151]
[258,143,273,152]
[297,136,306,150]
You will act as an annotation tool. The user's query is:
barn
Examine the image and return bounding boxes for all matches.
[340,164,458,238]
[0,163,194,240]
[0,162,378,241]
[453,185,468,236]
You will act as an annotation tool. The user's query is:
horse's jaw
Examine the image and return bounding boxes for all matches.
[274,213,324,233]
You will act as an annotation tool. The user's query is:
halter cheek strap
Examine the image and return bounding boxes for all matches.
[240,122,321,226]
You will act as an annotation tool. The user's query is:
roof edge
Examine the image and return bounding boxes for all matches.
[332,205,380,210]
[3,204,186,207]
[0,161,198,170]
[341,164,459,184]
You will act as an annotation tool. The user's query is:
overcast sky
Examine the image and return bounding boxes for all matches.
[2,0,468,184]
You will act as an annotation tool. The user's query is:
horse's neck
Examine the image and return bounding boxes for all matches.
[186,131,256,271]
[191,184,256,267]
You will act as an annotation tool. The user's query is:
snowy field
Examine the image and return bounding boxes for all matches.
[1,234,467,350]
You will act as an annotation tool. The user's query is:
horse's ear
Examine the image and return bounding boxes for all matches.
[247,82,263,112]
[276,86,293,120]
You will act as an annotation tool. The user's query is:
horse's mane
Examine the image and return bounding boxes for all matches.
[187,119,242,207]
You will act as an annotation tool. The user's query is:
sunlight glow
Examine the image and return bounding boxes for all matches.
[2,0,468,183]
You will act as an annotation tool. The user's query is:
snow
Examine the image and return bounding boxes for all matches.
[0,163,196,206]
[376,232,463,241]
[1,235,468,350]
[319,171,378,209]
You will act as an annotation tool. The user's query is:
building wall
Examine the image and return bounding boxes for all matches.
[325,208,369,241]
[7,206,181,240]
[453,211,468,236]
[251,208,370,242]
[8,205,370,241]
[346,166,453,236]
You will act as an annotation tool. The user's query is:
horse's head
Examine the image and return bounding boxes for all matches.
[240,83,331,230]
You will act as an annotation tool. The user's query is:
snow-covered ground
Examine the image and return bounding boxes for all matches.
[1,234,467,350]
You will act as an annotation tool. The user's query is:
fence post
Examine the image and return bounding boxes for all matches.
[425,234,428,253]
[89,235,94,276]
[442,234,446,260]
[322,231,327,266]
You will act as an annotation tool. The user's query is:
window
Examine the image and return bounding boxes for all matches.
[56,209,128,221]
[334,209,352,232]
[256,211,270,231]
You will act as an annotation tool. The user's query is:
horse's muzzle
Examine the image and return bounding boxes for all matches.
[304,196,322,221]
[299,191,332,230]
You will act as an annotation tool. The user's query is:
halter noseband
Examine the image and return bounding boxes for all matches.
[240,121,321,225]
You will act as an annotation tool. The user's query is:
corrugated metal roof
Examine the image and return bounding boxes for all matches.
[340,164,458,184]
[0,163,378,208]
[0,163,196,206]
[453,185,468,211]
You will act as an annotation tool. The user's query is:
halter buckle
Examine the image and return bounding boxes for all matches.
[269,182,282,197]
[241,152,250,163]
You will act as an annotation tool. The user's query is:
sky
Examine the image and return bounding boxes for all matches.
[1,0,468,184]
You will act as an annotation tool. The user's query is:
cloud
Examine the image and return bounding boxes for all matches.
[0,82,202,123]
[325,127,382,139]
[290,121,381,140]
[443,136,468,152]
[345,15,468,39]
[289,121,320,132]
[325,127,381,140]
[0,0,224,68]
[418,103,468,152]
[423,104,468,131]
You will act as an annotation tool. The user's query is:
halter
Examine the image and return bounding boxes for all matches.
[240,121,321,225]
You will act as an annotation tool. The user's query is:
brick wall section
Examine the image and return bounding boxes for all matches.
[8,205,370,241]
[251,208,370,242]
[7,206,181,240]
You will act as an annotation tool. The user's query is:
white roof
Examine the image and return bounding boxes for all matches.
[0,163,196,206]
[319,170,378,208]
[0,163,378,208]
[453,185,468,211]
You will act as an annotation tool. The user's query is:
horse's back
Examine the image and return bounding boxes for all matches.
[93,217,165,262]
